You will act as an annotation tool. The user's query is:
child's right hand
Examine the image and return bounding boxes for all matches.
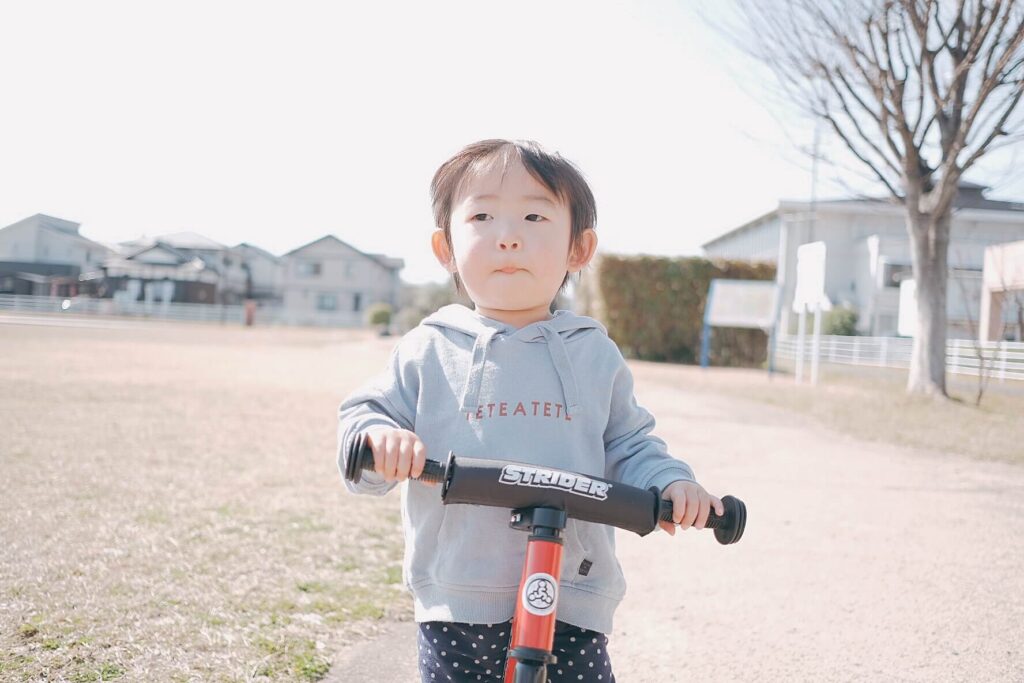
[365,427,433,484]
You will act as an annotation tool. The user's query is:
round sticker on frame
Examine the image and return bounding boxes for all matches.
[521,573,558,616]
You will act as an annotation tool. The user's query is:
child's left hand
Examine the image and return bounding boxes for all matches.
[658,480,724,536]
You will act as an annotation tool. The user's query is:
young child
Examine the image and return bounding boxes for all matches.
[337,139,722,682]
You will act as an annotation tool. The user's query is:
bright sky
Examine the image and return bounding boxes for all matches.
[3,0,1023,283]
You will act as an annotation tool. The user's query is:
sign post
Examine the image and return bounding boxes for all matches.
[792,242,831,385]
[898,279,917,338]
[700,279,779,370]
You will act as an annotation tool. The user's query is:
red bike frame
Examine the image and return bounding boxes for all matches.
[504,507,567,682]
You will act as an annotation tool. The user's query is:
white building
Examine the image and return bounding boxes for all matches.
[0,214,115,294]
[280,235,403,326]
[116,232,285,304]
[119,231,227,266]
[228,242,283,303]
[1,214,404,327]
[94,241,221,304]
[702,184,1024,339]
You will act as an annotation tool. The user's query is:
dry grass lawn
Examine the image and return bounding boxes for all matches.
[657,360,1024,464]
[1,320,408,682]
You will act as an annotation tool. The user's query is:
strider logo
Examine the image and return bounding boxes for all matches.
[499,464,611,501]
[521,572,558,616]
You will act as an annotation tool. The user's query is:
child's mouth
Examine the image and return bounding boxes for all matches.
[497,266,523,274]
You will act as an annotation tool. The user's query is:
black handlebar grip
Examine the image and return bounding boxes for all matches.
[417,460,446,484]
[344,433,745,544]
[344,432,447,485]
[659,494,746,545]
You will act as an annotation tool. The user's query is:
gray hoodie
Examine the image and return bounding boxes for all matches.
[337,304,694,633]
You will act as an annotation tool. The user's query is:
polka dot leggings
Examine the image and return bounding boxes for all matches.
[418,620,616,682]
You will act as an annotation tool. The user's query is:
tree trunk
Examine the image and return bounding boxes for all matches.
[906,210,950,396]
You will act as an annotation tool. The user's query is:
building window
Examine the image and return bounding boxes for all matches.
[297,261,322,277]
[317,293,337,311]
[881,262,913,288]
[877,314,895,334]
[353,292,362,312]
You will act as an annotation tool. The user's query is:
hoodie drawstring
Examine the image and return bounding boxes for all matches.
[541,325,581,413]
[459,328,497,412]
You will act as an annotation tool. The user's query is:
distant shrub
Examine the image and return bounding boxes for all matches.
[595,255,776,367]
[395,282,470,332]
[823,307,858,336]
[366,303,392,328]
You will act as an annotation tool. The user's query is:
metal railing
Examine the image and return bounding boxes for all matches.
[775,334,1024,381]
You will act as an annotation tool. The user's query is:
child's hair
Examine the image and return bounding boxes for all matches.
[430,139,597,293]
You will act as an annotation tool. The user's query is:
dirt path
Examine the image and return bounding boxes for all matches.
[330,362,1024,682]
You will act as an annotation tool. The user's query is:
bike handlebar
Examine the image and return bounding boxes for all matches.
[344,432,746,545]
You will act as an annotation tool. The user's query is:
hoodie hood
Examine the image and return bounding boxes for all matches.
[421,304,605,413]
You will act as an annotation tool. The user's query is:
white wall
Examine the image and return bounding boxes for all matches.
[237,247,282,298]
[703,215,781,262]
[0,220,35,261]
[711,202,1024,337]
[279,237,400,326]
[0,216,112,268]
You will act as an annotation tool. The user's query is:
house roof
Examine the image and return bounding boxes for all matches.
[124,241,193,263]
[34,222,117,256]
[232,242,280,262]
[30,213,82,235]
[283,234,403,271]
[817,183,1024,213]
[1,214,113,254]
[702,183,1024,250]
[156,231,227,250]
[119,231,226,253]
[100,242,218,282]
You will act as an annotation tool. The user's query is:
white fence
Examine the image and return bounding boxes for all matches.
[0,294,379,328]
[0,294,278,325]
[776,334,1024,382]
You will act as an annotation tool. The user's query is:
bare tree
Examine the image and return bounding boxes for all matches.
[726,0,1024,396]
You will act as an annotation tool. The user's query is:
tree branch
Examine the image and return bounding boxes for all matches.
[818,105,903,197]
[831,67,906,171]
[960,81,1024,171]
[953,12,1024,161]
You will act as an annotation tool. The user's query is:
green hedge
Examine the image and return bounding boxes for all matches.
[597,255,776,367]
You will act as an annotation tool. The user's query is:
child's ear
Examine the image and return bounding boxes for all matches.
[567,229,598,273]
[431,230,457,273]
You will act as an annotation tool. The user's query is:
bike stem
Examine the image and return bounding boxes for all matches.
[505,506,567,683]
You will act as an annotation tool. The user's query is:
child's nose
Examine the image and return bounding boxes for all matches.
[498,238,521,251]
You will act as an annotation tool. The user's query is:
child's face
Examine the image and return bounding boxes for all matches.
[433,158,594,323]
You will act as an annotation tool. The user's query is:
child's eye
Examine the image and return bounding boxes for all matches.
[525,214,546,222]
[471,213,492,221]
